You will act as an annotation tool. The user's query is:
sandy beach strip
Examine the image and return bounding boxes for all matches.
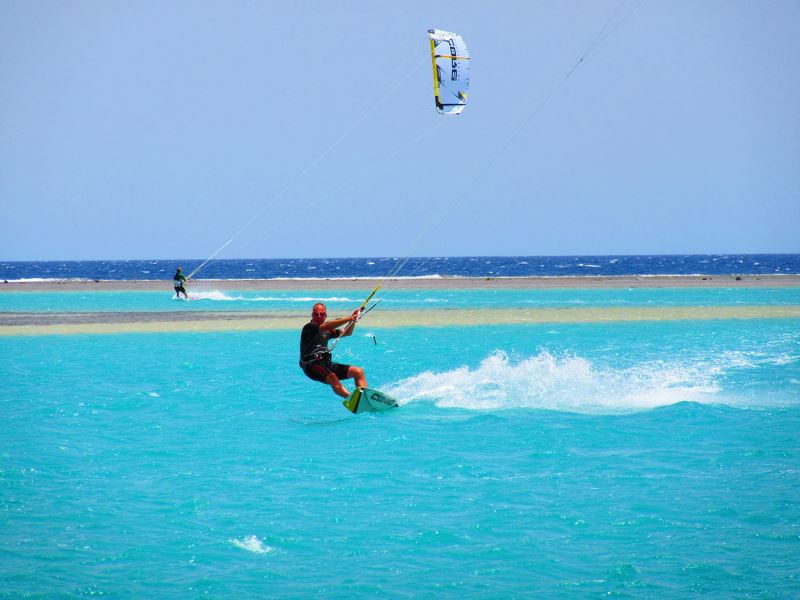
[2,305,799,337]
[2,274,800,292]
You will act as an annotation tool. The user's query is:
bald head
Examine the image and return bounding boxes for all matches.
[311,303,327,324]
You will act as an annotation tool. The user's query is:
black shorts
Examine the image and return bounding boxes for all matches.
[174,285,186,293]
[301,360,352,384]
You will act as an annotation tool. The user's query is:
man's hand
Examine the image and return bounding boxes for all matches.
[351,308,363,322]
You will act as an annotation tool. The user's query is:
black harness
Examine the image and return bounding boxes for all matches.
[299,347,332,369]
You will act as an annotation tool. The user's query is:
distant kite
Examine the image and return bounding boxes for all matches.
[427,29,470,115]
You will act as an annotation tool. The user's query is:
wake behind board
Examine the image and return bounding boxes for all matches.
[343,388,398,414]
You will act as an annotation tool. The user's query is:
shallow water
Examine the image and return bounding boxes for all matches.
[2,286,799,314]
[1,290,799,597]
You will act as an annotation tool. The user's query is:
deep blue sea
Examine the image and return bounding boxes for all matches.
[2,256,799,597]
[2,254,800,281]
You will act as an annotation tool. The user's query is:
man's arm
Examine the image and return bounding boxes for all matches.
[339,308,362,337]
[320,309,361,335]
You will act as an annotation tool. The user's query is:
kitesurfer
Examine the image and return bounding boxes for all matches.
[173,267,188,299]
[299,303,367,399]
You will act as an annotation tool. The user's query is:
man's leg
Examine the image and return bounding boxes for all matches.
[325,373,350,399]
[347,366,367,389]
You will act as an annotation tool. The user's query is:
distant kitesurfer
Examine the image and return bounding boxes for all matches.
[173,267,188,299]
[299,303,367,399]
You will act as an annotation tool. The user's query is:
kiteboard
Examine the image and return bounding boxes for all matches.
[343,388,399,414]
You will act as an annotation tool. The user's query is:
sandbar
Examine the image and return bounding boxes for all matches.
[2,274,800,292]
[2,305,799,337]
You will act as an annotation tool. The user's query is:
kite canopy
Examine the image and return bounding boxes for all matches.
[427,29,470,115]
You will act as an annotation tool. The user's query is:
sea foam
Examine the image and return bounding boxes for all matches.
[386,350,758,414]
[187,290,354,303]
[229,535,275,554]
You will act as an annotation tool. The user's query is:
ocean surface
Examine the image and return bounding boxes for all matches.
[2,262,800,597]
[2,253,800,281]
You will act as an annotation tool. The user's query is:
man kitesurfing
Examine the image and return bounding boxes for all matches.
[299,302,368,399]
[173,267,189,299]
[298,285,398,413]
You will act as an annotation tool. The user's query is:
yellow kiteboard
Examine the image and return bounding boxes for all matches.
[343,388,399,414]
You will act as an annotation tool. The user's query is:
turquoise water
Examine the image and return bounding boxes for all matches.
[2,286,800,313]
[2,290,800,597]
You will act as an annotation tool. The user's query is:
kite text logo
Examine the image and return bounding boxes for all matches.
[449,39,458,80]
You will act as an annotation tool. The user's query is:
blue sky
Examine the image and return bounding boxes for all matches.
[1,1,798,260]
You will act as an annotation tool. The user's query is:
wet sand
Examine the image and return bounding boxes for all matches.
[3,274,800,292]
[3,275,798,336]
[2,305,800,337]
